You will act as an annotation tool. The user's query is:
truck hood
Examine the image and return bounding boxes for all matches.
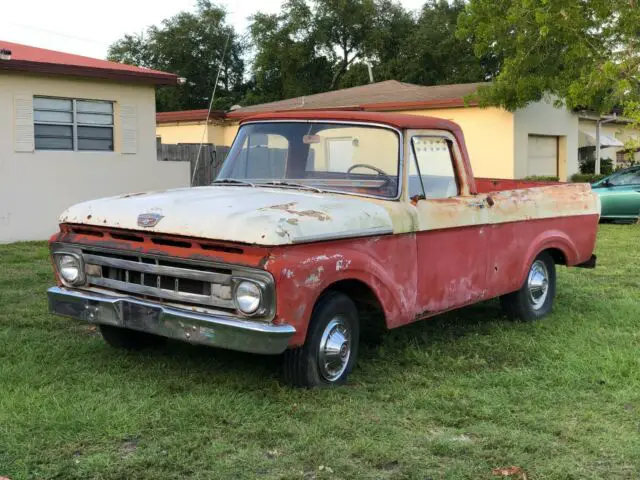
[59,186,395,245]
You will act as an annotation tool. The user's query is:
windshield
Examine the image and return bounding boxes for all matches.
[216,122,400,198]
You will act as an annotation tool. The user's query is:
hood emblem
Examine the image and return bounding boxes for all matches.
[137,213,164,228]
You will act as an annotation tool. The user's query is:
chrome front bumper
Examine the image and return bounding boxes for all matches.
[47,287,295,355]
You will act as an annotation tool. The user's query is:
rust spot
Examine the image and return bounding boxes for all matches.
[261,202,330,221]
[286,218,299,225]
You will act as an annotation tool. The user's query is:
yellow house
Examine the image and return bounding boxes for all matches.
[0,40,190,243]
[157,80,608,182]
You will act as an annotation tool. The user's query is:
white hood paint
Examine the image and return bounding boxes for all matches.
[59,186,395,245]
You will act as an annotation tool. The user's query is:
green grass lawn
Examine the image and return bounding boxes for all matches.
[1,224,639,479]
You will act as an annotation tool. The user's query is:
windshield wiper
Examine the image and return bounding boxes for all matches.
[258,181,324,193]
[211,179,256,187]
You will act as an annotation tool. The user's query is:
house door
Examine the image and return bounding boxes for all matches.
[409,132,490,316]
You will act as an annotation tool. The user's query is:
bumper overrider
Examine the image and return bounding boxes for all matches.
[47,287,295,355]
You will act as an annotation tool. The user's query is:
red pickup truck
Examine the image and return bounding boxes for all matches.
[47,111,600,387]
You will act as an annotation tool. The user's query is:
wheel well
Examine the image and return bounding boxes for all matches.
[545,248,567,265]
[321,279,387,333]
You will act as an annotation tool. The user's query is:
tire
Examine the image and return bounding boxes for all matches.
[283,291,360,388]
[99,325,166,350]
[500,251,556,321]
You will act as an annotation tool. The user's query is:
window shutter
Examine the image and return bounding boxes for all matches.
[120,104,137,154]
[14,95,34,152]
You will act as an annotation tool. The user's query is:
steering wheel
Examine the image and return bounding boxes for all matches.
[347,164,393,186]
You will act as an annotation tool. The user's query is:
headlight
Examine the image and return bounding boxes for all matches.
[55,253,84,285]
[234,280,262,314]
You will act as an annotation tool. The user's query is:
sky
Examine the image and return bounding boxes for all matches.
[2,0,427,60]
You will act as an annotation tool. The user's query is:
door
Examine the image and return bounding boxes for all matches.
[409,133,490,316]
[527,135,558,177]
[595,168,640,218]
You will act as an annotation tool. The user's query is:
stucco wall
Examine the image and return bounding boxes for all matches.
[0,72,190,243]
[156,120,239,147]
[405,107,516,179]
[513,100,579,181]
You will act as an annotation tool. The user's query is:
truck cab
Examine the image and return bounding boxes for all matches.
[48,111,600,387]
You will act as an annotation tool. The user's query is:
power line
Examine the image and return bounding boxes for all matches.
[2,20,109,46]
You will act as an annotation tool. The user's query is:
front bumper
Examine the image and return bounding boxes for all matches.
[47,287,295,355]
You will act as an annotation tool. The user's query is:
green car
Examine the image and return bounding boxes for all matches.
[592,166,640,222]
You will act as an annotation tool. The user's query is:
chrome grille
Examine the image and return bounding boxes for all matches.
[82,249,235,310]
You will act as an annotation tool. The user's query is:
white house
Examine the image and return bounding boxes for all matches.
[0,41,190,243]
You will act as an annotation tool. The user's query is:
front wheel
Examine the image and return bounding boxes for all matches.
[500,251,556,321]
[283,291,359,388]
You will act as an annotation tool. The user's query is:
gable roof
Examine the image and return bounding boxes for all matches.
[227,80,488,118]
[0,40,179,85]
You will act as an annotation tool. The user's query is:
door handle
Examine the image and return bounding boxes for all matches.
[468,202,485,209]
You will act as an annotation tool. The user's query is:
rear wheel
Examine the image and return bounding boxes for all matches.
[99,325,166,350]
[500,251,556,321]
[283,291,359,388]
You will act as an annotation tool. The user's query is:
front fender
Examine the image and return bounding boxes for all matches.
[265,234,418,346]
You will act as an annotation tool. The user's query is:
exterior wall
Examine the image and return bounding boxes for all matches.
[0,72,190,243]
[156,121,239,146]
[405,107,516,179]
[513,100,579,181]
[156,122,208,144]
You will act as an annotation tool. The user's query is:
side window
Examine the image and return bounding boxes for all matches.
[609,169,640,186]
[231,133,288,178]
[409,136,458,199]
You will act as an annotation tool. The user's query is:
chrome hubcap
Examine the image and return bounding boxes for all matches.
[527,260,549,310]
[318,317,351,382]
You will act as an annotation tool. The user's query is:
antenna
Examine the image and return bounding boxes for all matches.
[191,29,232,186]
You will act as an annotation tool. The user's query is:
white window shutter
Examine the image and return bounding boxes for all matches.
[14,95,34,152]
[120,104,138,154]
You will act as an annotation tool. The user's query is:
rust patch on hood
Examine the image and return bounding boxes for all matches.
[260,202,331,221]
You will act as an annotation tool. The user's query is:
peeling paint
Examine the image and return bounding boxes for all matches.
[335,258,351,271]
[304,266,324,287]
[261,202,331,221]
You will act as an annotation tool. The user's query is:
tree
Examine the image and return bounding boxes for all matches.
[245,0,333,105]
[457,0,640,115]
[401,0,499,85]
[108,1,245,112]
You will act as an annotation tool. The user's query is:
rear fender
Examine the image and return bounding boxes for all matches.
[518,229,578,287]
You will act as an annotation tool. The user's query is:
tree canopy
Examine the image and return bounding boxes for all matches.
[108,0,495,111]
[108,0,245,112]
[457,0,640,118]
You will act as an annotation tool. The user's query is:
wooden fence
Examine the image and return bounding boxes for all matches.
[157,143,230,186]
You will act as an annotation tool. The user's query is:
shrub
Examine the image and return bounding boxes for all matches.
[523,175,560,182]
[579,157,614,175]
[570,173,606,183]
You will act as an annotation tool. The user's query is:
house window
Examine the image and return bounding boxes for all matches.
[33,97,114,151]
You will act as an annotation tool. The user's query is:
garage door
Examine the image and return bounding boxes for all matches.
[527,135,558,177]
